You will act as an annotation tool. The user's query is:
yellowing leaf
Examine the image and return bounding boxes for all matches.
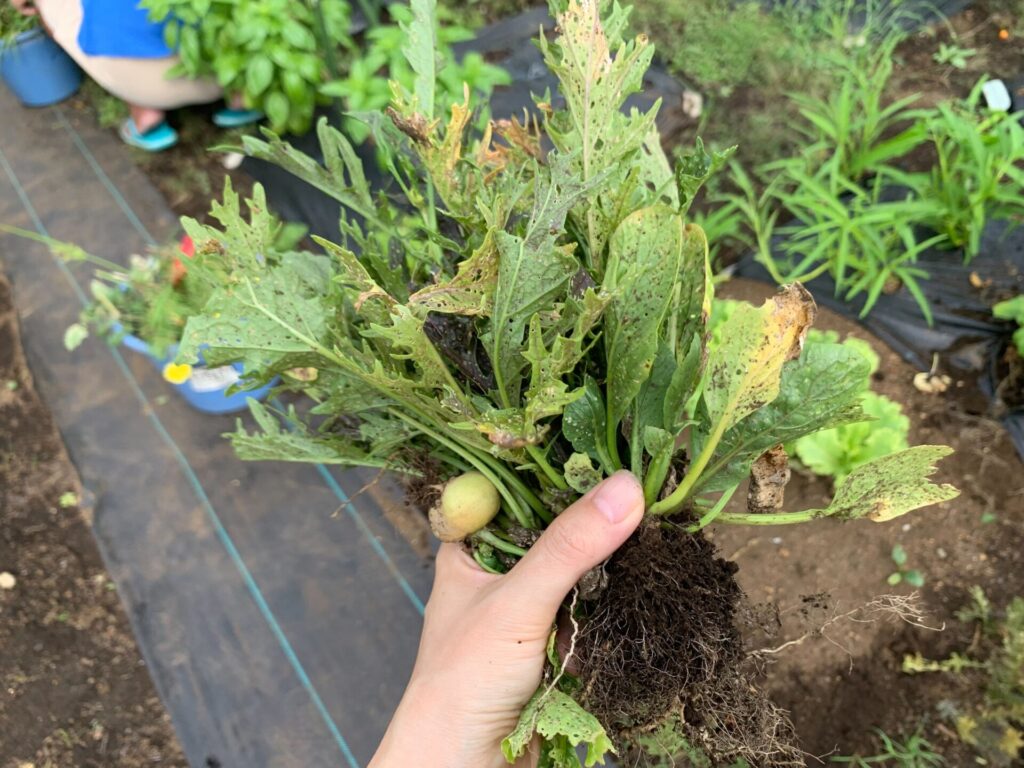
[409,230,500,316]
[816,445,959,522]
[703,284,816,433]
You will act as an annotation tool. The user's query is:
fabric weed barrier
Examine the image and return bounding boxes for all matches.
[732,218,1024,460]
[242,5,698,242]
[0,89,434,767]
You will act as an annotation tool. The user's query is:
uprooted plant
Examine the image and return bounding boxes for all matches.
[170,1,958,764]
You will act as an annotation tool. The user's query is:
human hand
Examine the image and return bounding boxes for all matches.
[10,0,38,17]
[369,470,645,768]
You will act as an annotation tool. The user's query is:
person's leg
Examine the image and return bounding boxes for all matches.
[128,105,166,135]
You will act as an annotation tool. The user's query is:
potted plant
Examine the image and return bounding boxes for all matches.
[2,182,296,414]
[0,5,82,107]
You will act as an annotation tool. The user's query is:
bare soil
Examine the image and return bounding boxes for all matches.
[715,278,1024,764]
[0,274,186,768]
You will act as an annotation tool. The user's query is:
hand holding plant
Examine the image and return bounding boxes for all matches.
[371,472,644,768]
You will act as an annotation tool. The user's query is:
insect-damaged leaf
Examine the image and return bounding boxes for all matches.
[696,341,872,493]
[177,254,334,370]
[702,284,816,433]
[399,0,437,120]
[502,687,614,768]
[564,452,602,494]
[813,445,959,522]
[603,205,685,431]
[563,377,613,472]
[485,154,597,404]
[409,230,499,316]
[230,400,398,467]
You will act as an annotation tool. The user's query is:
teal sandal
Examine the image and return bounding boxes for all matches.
[119,118,178,152]
[212,108,264,128]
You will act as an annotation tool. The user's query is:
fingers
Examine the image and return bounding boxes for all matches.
[500,471,644,627]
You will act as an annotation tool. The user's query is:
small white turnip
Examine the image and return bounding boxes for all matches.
[429,472,501,542]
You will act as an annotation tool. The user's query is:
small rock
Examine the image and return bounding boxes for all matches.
[779,548,791,559]
[902,523,912,532]
[771,536,783,545]
[0,572,15,590]
[221,151,244,170]
[937,547,947,559]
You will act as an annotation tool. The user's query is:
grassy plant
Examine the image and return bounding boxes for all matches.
[831,727,944,767]
[787,35,924,182]
[932,42,977,69]
[896,83,1024,261]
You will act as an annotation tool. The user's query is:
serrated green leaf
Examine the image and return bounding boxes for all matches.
[812,446,959,522]
[675,138,736,215]
[231,400,395,467]
[486,155,594,405]
[409,230,500,316]
[400,0,437,119]
[502,688,614,767]
[603,206,685,431]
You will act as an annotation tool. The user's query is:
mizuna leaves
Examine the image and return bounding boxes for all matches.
[502,687,615,768]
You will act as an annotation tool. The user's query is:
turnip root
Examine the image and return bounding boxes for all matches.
[429,471,501,542]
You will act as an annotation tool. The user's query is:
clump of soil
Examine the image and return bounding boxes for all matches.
[0,274,186,767]
[575,521,801,766]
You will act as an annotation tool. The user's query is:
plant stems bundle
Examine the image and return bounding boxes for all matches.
[172,1,957,762]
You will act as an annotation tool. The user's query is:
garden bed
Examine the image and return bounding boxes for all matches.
[715,278,1024,762]
[0,273,186,767]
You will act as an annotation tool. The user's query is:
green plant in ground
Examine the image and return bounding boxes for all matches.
[788,330,910,483]
[787,35,924,183]
[831,727,945,766]
[886,544,925,588]
[80,79,131,129]
[141,0,354,133]
[896,82,1024,261]
[932,42,977,69]
[993,296,1024,355]
[168,1,958,763]
[903,590,1024,767]
[0,4,37,45]
[321,4,509,142]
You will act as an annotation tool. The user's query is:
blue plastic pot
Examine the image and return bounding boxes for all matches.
[119,330,277,415]
[0,27,82,107]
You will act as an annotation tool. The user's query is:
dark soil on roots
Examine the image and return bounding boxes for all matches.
[0,274,185,767]
[575,521,802,766]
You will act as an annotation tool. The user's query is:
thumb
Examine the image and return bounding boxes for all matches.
[500,471,645,629]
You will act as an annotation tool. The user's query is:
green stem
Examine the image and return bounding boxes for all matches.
[642,448,672,508]
[473,548,504,574]
[527,445,567,492]
[714,509,825,525]
[648,417,729,516]
[475,529,528,558]
[392,411,533,528]
[605,412,623,471]
[685,483,740,532]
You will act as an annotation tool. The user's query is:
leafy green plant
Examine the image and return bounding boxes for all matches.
[993,296,1024,355]
[0,3,38,46]
[320,4,509,142]
[903,590,1024,767]
[896,83,1024,261]
[831,727,944,766]
[787,330,910,482]
[142,0,354,133]
[932,42,976,69]
[165,1,958,762]
[886,544,925,588]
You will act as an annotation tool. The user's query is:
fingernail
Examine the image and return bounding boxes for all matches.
[591,470,642,523]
